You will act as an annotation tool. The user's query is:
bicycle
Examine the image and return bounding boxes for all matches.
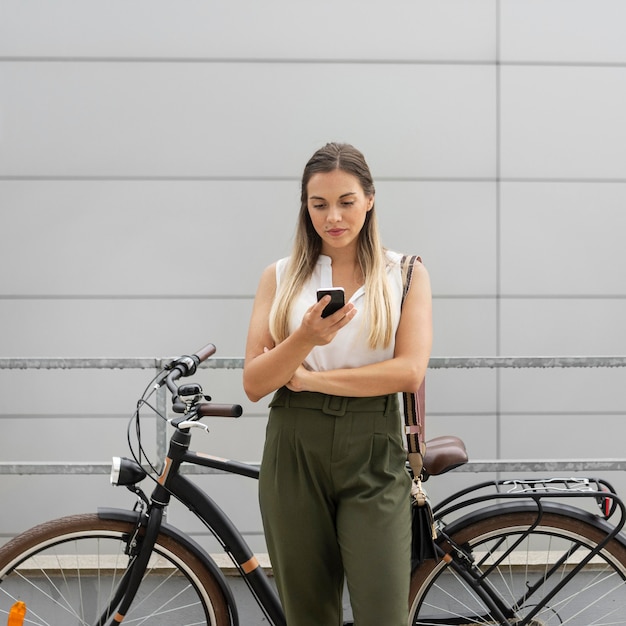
[1,343,626,625]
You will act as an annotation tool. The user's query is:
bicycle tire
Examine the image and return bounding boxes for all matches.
[0,513,231,626]
[409,501,626,625]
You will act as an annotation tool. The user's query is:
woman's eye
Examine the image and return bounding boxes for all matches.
[342,201,354,207]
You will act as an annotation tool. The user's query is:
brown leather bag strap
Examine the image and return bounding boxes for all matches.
[400,255,426,477]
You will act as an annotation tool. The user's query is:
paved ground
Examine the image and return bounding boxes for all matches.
[226,574,353,624]
[228,577,272,623]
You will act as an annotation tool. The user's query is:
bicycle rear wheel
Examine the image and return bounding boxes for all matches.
[409,502,626,625]
[0,513,231,626]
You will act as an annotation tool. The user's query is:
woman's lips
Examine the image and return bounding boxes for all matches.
[326,228,347,237]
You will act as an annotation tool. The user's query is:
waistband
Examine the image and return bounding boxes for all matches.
[269,387,398,417]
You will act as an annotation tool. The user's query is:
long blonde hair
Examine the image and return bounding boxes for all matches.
[270,143,393,350]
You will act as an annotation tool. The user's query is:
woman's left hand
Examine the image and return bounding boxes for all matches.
[286,364,313,393]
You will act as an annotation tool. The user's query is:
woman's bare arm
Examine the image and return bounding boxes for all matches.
[286,262,432,397]
[243,264,358,402]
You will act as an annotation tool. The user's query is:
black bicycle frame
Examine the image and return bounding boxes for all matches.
[148,427,285,626]
[167,458,284,625]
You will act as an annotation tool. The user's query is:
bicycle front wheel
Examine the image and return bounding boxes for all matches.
[409,502,626,625]
[0,513,231,626]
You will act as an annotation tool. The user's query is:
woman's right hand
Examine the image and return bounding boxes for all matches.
[244,264,356,402]
[297,297,357,346]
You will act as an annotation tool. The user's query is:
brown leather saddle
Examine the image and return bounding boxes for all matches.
[421,435,468,480]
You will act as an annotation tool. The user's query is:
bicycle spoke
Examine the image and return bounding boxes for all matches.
[417,571,502,625]
[0,516,230,626]
[410,507,626,625]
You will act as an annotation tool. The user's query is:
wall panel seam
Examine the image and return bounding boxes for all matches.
[4,177,626,183]
[2,295,626,300]
[2,57,626,69]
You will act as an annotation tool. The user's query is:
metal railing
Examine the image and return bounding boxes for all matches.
[1,355,625,476]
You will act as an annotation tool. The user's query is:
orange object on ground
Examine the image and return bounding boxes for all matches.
[7,601,26,626]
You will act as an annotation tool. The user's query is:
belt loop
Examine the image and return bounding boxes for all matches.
[322,394,348,416]
[383,393,397,417]
[284,388,291,409]
[383,394,391,418]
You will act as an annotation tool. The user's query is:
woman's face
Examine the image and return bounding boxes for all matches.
[306,169,374,255]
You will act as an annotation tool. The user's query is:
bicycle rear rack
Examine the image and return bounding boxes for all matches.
[434,476,624,527]
[431,477,626,626]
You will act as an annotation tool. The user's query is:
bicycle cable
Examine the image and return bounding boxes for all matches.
[125,368,169,483]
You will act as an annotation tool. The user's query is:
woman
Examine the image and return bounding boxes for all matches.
[243,142,432,625]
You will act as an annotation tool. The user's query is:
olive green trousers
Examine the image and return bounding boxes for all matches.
[259,388,412,626]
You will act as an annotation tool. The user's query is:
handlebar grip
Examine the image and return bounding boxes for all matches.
[197,403,243,418]
[194,343,217,363]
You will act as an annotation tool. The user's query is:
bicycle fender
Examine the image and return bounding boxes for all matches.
[442,500,626,549]
[98,507,239,626]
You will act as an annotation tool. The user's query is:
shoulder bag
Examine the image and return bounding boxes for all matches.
[400,254,438,567]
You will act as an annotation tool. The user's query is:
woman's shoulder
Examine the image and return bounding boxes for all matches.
[385,251,429,296]
[384,249,424,270]
[255,262,278,290]
[386,250,427,269]
[385,249,424,261]
[274,257,290,280]
[384,249,403,269]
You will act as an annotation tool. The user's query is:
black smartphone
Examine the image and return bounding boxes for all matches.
[317,287,345,318]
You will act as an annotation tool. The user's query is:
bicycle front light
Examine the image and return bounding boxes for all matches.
[111,456,147,486]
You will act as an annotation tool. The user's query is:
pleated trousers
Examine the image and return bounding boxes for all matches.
[259,388,411,626]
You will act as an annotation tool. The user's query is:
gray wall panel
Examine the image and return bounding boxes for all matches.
[501,413,624,460]
[434,299,497,356]
[0,63,496,178]
[1,475,135,532]
[1,181,296,295]
[0,299,253,357]
[2,180,499,297]
[2,1,625,552]
[501,0,626,63]
[0,369,154,414]
[0,416,149,463]
[378,181,497,295]
[501,66,626,179]
[0,0,496,61]
[500,368,625,414]
[427,369,498,415]
[500,183,626,295]
[500,299,626,356]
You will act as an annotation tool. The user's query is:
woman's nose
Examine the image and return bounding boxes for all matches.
[327,205,341,222]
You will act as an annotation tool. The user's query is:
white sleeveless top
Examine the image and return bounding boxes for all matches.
[275,250,404,372]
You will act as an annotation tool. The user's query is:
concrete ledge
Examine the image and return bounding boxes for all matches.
[12,553,274,577]
[15,551,608,578]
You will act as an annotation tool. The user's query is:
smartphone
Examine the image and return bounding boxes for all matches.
[317,287,345,318]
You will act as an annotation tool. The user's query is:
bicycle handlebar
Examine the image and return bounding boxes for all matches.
[194,342,217,363]
[165,343,243,421]
[197,403,243,418]
[165,342,216,380]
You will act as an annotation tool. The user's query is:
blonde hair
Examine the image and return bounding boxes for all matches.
[270,143,393,350]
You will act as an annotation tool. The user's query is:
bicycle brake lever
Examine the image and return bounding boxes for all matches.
[153,369,170,389]
[172,420,210,433]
